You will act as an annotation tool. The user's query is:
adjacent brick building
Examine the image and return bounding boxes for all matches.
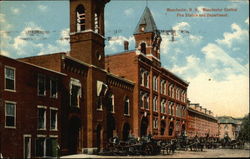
[217,116,242,140]
[0,55,65,158]
[187,103,219,138]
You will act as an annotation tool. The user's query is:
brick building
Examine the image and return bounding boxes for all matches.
[0,1,190,158]
[187,103,218,138]
[105,7,189,139]
[0,55,65,158]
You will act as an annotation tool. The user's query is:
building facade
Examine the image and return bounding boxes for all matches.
[187,103,218,138]
[105,7,189,139]
[0,1,190,158]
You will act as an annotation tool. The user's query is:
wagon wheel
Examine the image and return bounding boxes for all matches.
[142,144,151,155]
[165,146,171,155]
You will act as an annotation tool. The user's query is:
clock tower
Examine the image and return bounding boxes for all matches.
[134,7,162,63]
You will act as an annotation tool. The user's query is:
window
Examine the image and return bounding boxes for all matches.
[168,84,172,97]
[96,81,108,110]
[161,99,166,113]
[24,135,31,159]
[145,94,149,110]
[144,71,149,88]
[140,69,149,88]
[153,76,158,91]
[171,86,175,98]
[161,80,166,95]
[124,98,130,115]
[5,66,15,91]
[36,137,58,157]
[94,12,99,33]
[50,108,57,130]
[76,5,85,32]
[153,96,158,112]
[38,107,46,130]
[46,138,58,157]
[50,79,58,98]
[38,75,46,96]
[140,42,146,54]
[36,137,46,157]
[5,101,16,127]
[108,94,115,113]
[140,91,144,108]
[153,117,158,129]
[70,78,81,108]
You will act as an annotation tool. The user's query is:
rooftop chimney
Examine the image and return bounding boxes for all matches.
[124,40,129,51]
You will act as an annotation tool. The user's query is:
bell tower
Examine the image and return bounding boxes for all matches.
[69,0,110,68]
[134,7,162,62]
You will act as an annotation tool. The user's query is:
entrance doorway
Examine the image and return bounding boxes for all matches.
[96,124,103,149]
[140,116,148,137]
[160,120,166,135]
[106,113,116,141]
[169,121,174,136]
[68,116,81,154]
[122,123,130,141]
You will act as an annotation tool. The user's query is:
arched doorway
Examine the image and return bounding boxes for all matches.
[181,123,186,134]
[107,113,116,141]
[122,123,130,141]
[68,116,81,154]
[160,120,166,135]
[140,116,148,137]
[168,121,174,136]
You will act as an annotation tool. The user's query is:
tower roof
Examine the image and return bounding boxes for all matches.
[134,7,158,34]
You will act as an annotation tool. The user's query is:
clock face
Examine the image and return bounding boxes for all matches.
[141,27,145,32]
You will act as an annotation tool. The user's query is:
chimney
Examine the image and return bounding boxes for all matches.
[124,40,129,51]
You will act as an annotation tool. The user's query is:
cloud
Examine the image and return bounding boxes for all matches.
[11,8,20,14]
[0,50,10,57]
[173,22,190,31]
[38,5,48,12]
[187,73,249,117]
[38,28,70,55]
[201,43,248,75]
[124,8,134,16]
[171,55,201,75]
[245,17,249,25]
[216,23,249,48]
[0,13,12,29]
[106,36,135,53]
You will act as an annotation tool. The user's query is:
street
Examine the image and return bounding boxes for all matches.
[61,148,250,158]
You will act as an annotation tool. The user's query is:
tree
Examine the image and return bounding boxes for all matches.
[238,113,250,142]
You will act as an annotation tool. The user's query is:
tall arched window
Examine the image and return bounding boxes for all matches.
[76,5,85,32]
[140,42,146,54]
[124,97,130,115]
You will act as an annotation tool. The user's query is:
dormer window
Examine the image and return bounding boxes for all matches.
[140,24,146,32]
[76,5,85,32]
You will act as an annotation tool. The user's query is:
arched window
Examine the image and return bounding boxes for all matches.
[76,5,85,32]
[94,11,99,33]
[140,42,146,54]
[124,97,130,115]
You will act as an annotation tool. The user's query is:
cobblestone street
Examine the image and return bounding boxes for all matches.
[61,148,250,158]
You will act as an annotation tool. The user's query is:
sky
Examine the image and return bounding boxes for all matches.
[0,0,249,118]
